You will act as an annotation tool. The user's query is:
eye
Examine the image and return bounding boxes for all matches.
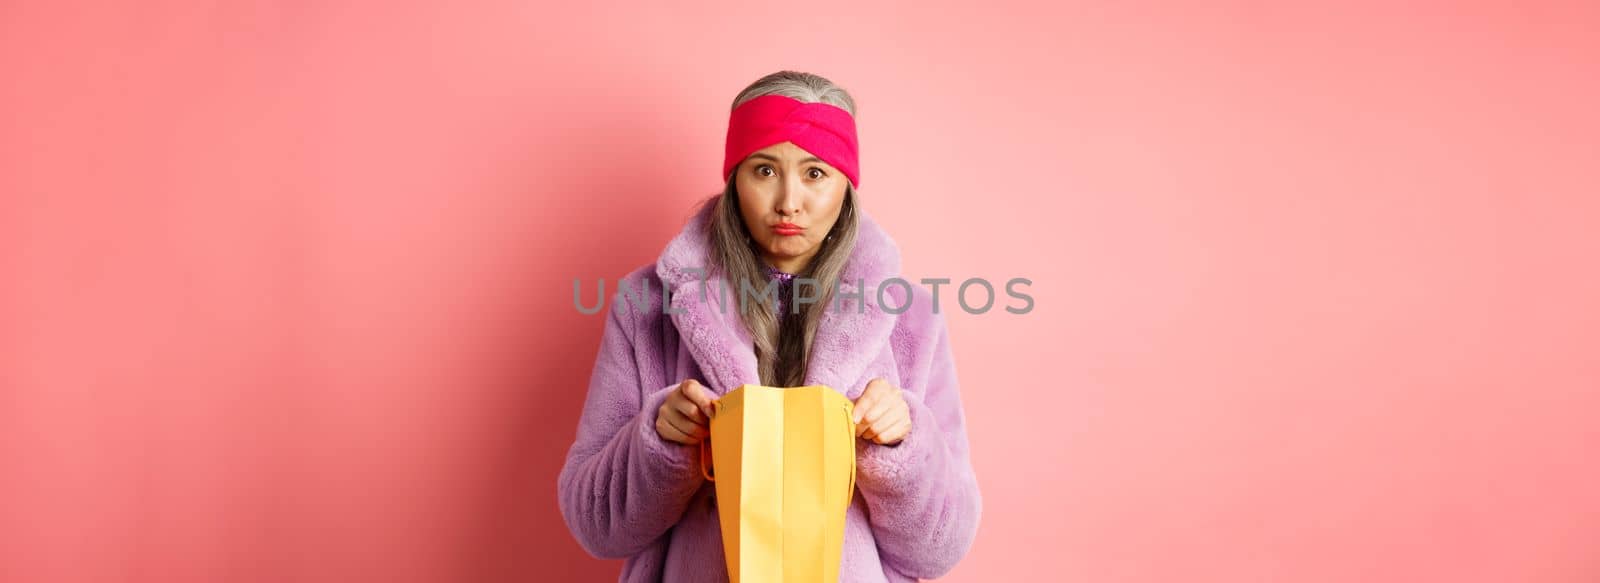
[808,168,826,179]
[756,165,775,177]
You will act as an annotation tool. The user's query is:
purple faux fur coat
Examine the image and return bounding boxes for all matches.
[558,200,982,582]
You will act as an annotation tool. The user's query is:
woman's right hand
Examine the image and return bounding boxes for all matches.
[655,379,717,445]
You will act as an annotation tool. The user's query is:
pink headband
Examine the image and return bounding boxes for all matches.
[722,94,860,188]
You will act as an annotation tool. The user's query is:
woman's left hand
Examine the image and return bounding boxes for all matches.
[852,378,911,446]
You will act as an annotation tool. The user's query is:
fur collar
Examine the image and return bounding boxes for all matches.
[654,198,902,397]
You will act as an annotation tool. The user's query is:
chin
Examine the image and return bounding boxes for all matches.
[773,243,813,257]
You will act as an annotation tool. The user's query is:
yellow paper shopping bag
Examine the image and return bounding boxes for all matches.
[698,384,857,583]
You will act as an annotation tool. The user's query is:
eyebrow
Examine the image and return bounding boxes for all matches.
[748,152,825,165]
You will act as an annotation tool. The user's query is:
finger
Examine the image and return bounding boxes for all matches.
[665,410,706,442]
[861,419,879,441]
[863,391,903,433]
[660,412,691,440]
[863,416,891,443]
[656,417,692,444]
[858,409,882,437]
[862,396,896,427]
[857,379,897,420]
[677,411,709,439]
[875,416,912,444]
[852,393,878,424]
[683,380,716,418]
[673,398,707,425]
[858,405,888,438]
[869,407,909,439]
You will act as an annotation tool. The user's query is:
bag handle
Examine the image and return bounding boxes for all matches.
[707,435,720,483]
[843,403,857,498]
[699,400,720,481]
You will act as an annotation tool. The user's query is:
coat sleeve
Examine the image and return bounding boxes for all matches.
[853,310,983,579]
[556,296,706,559]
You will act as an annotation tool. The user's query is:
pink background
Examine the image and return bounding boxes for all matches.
[3,1,1598,582]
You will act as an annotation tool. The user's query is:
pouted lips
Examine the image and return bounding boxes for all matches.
[773,223,804,236]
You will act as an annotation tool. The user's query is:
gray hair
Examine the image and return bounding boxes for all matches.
[730,70,858,116]
[703,71,860,387]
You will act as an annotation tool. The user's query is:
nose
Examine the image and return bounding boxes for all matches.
[776,174,804,216]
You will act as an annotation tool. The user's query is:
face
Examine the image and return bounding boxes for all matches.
[733,141,850,273]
